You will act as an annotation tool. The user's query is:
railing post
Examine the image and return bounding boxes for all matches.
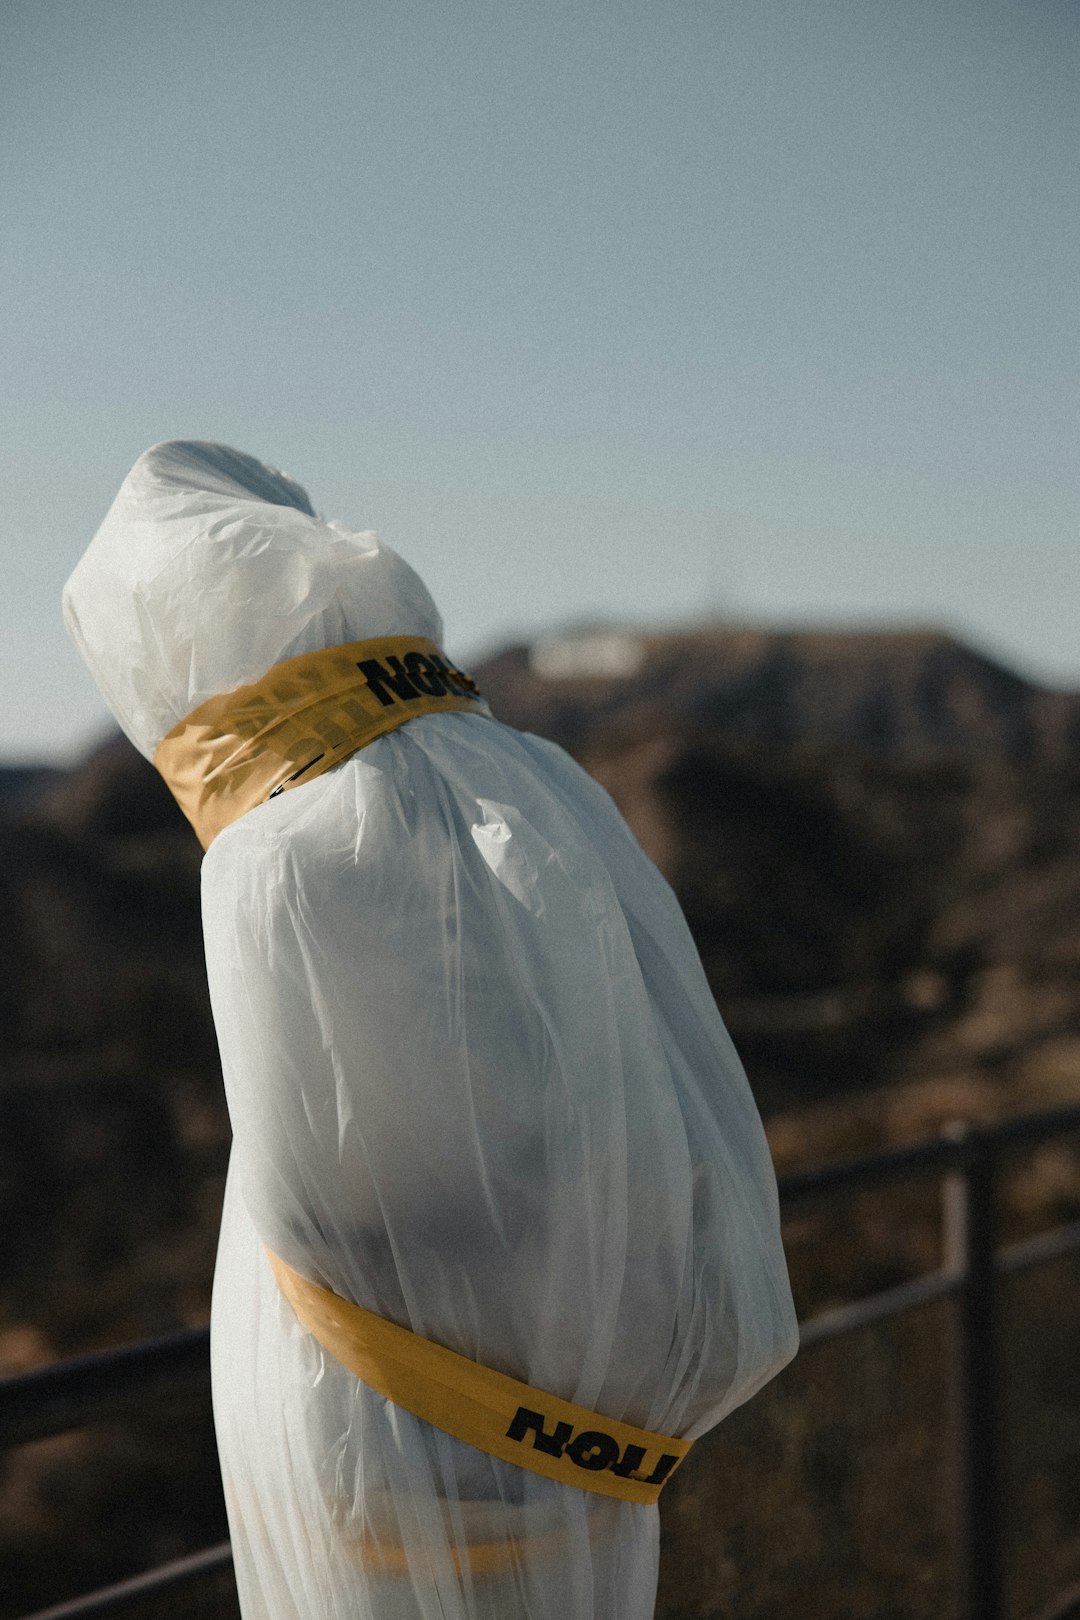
[943,1122,1001,1620]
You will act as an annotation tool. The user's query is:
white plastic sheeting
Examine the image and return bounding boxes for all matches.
[63,442,798,1620]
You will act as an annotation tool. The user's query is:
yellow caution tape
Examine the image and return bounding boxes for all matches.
[344,1514,581,1578]
[153,636,488,848]
[268,1251,691,1506]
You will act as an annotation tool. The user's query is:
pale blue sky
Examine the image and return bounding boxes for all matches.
[3,0,1078,761]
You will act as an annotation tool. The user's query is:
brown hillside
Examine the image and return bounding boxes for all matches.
[477,626,1080,760]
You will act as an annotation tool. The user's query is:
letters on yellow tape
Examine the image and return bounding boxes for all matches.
[153,636,488,848]
[268,1252,690,1506]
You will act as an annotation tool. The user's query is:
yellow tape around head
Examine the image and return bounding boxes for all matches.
[153,636,488,849]
[267,1251,690,1506]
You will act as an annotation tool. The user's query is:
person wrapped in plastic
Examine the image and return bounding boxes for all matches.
[63,441,798,1620]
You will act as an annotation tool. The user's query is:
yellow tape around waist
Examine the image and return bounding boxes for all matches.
[267,1252,690,1506]
[153,636,488,849]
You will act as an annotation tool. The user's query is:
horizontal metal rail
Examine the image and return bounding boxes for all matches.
[999,1216,1080,1277]
[778,1099,1080,1203]
[798,1265,959,1349]
[0,1325,210,1448]
[16,1544,234,1620]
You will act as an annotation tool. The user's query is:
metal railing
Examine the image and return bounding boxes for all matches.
[782,1103,1080,1620]
[9,1546,236,1620]
[4,1100,1080,1620]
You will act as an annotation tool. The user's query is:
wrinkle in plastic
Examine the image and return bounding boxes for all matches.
[64,443,798,1620]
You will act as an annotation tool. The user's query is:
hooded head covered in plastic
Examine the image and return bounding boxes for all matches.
[64,442,797,1620]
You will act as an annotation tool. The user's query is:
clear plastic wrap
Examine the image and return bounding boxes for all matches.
[64,442,797,1619]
